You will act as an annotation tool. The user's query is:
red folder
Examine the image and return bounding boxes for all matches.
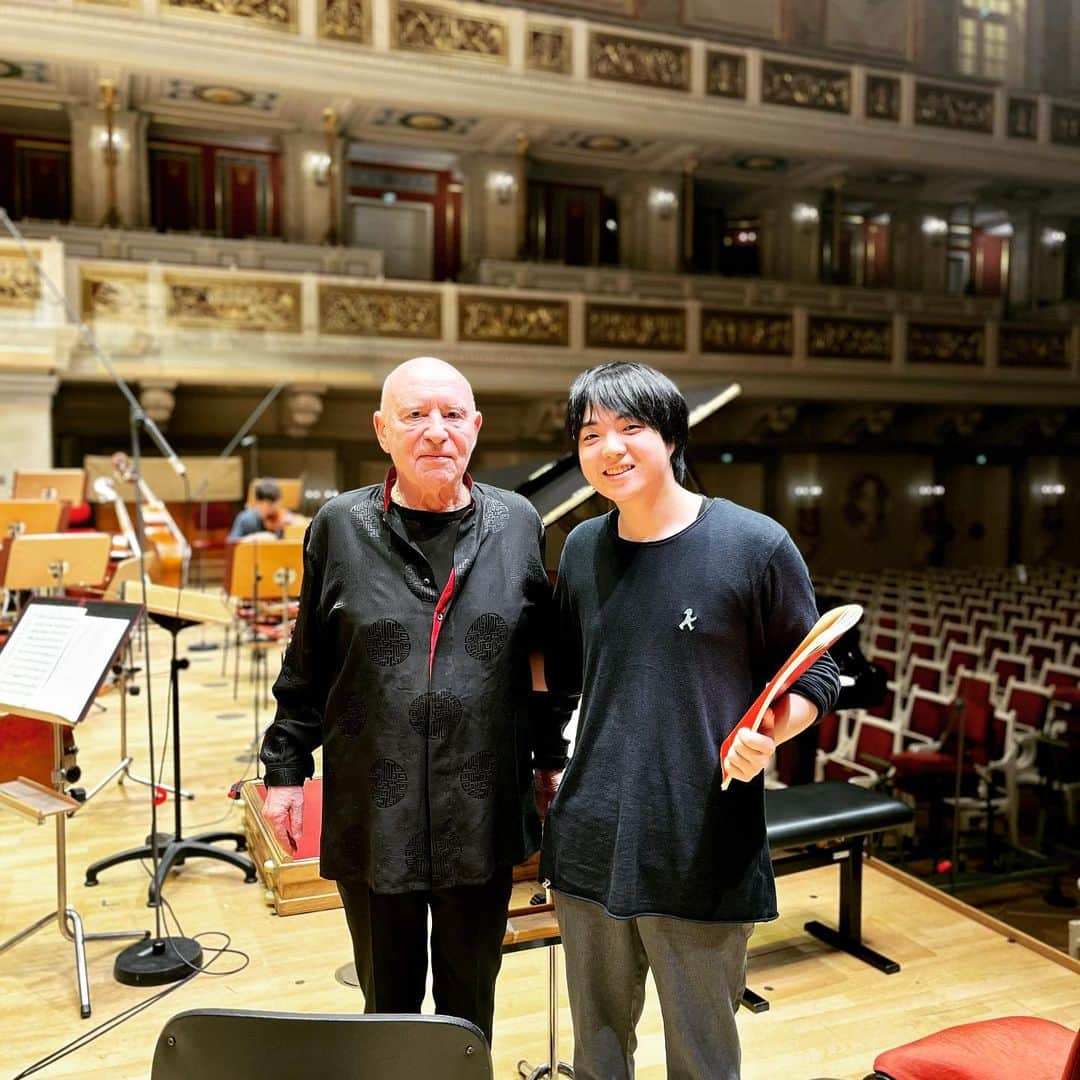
[720,603,863,790]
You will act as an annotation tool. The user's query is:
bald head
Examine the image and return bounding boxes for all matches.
[374,356,482,511]
[380,357,475,413]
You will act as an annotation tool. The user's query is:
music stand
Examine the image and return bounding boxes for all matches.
[0,531,112,594]
[85,582,256,905]
[224,538,303,749]
[0,596,148,1018]
[0,499,69,536]
[13,468,87,502]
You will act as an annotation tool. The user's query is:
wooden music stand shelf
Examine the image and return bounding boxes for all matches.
[13,468,87,503]
[0,532,112,592]
[0,500,69,536]
[0,776,82,824]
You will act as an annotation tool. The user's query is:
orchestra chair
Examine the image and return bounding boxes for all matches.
[900,659,947,703]
[1011,619,1040,649]
[1052,626,1080,659]
[942,643,980,686]
[1033,607,1064,638]
[866,1015,1080,1080]
[903,634,939,665]
[979,628,1015,664]
[941,623,972,650]
[151,1010,493,1080]
[819,714,898,789]
[987,651,1032,700]
[1024,637,1061,675]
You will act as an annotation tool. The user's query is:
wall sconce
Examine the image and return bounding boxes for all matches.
[791,203,819,226]
[649,187,678,219]
[305,151,332,186]
[1036,482,1066,497]
[96,129,125,151]
[987,221,1014,237]
[921,215,948,238]
[916,484,946,497]
[793,484,823,499]
[1042,228,1066,249]
[488,170,517,204]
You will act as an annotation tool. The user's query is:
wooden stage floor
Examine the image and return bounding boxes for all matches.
[2,623,1077,1079]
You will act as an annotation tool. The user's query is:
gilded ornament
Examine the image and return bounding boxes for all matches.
[528,25,571,74]
[319,285,441,338]
[701,311,791,355]
[706,51,746,99]
[908,323,983,366]
[80,268,149,322]
[459,297,569,346]
[808,317,891,360]
[1008,98,1037,139]
[166,276,301,332]
[762,61,850,114]
[0,255,40,308]
[394,1,507,61]
[321,0,368,41]
[590,32,690,92]
[866,76,900,122]
[999,329,1069,369]
[586,304,685,351]
[914,84,993,133]
[164,0,296,29]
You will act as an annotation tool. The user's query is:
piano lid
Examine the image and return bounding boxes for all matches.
[476,383,740,528]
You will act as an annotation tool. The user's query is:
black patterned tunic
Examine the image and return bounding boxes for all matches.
[260,473,552,892]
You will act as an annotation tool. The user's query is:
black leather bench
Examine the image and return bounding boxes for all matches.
[742,780,914,1012]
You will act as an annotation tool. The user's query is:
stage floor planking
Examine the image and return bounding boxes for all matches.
[1,622,1077,1079]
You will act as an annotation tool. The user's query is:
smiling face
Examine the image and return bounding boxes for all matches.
[374,358,482,510]
[576,405,675,507]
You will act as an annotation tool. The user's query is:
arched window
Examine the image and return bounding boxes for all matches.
[957,0,1026,84]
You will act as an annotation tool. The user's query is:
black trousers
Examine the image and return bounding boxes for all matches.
[337,867,513,1045]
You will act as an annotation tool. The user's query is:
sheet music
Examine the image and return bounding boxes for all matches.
[0,606,130,725]
[0,604,86,701]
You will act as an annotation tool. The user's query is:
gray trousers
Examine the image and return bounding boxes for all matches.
[554,891,752,1080]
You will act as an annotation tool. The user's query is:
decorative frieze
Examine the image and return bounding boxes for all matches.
[166,274,302,332]
[162,0,297,32]
[589,32,690,92]
[319,284,441,338]
[393,1,508,63]
[706,51,746,100]
[1008,97,1037,139]
[866,76,900,122]
[999,328,1070,369]
[80,267,148,323]
[586,303,685,351]
[0,254,40,308]
[761,60,850,114]
[914,83,993,134]
[321,0,369,42]
[808,317,891,361]
[528,24,571,75]
[1051,104,1080,147]
[459,296,569,346]
[908,323,984,366]
[700,310,791,355]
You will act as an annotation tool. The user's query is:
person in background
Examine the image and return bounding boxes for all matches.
[229,479,289,539]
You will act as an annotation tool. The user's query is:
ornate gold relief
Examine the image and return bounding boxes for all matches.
[163,0,297,31]
[761,60,850,114]
[394,1,508,63]
[459,296,569,346]
[166,275,301,332]
[1008,97,1037,139]
[321,0,369,42]
[0,253,40,308]
[80,266,149,323]
[866,76,900,122]
[908,323,983,366]
[999,328,1069,369]
[528,24,571,75]
[589,32,690,92]
[914,83,993,134]
[701,311,791,356]
[1051,105,1080,147]
[319,285,441,338]
[586,304,685,351]
[808,317,891,361]
[706,51,746,99]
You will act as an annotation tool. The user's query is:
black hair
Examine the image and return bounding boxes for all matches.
[565,362,689,481]
[254,479,282,503]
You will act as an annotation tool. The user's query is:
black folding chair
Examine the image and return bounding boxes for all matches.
[151,1009,493,1079]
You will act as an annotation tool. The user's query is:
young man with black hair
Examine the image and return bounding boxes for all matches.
[229,478,290,539]
[542,361,840,1080]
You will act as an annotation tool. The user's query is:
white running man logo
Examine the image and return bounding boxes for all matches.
[679,608,697,631]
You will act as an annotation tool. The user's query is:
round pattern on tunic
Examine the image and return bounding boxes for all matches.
[482,497,510,534]
[405,830,462,879]
[403,563,440,603]
[460,749,496,799]
[340,692,368,738]
[365,619,411,666]
[350,501,382,540]
[408,691,463,739]
[464,613,509,662]
[369,758,408,808]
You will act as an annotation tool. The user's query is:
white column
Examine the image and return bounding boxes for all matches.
[281,131,343,245]
[0,373,59,495]
[460,154,521,264]
[67,106,148,228]
[615,174,680,273]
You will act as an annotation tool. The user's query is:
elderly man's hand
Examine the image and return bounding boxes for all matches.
[723,708,777,785]
[263,784,304,854]
[534,769,562,823]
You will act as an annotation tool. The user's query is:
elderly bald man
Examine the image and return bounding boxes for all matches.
[259,357,570,1043]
